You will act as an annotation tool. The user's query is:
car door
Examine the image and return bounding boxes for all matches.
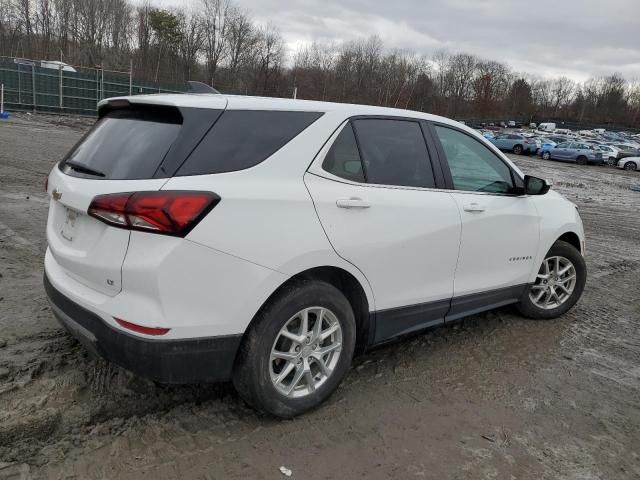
[553,142,569,160]
[428,123,540,320]
[305,118,462,342]
[492,134,508,150]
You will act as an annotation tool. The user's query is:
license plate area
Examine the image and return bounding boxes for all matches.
[60,207,78,242]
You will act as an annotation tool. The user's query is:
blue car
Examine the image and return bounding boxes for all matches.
[541,142,604,165]
[537,138,558,155]
[489,133,538,155]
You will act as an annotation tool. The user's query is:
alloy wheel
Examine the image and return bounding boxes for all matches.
[529,256,577,310]
[270,307,343,398]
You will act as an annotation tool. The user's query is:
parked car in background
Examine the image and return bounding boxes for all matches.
[529,123,537,129]
[546,135,569,144]
[541,142,604,165]
[508,120,516,127]
[595,145,623,165]
[537,138,558,155]
[480,130,495,139]
[538,123,556,132]
[617,157,639,171]
[489,133,539,155]
[40,60,77,72]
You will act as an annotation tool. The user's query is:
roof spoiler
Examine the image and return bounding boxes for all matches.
[187,81,220,94]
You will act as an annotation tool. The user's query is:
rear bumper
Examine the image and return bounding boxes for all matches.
[44,274,242,384]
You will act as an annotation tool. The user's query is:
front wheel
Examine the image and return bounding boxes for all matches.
[608,157,617,166]
[233,280,356,417]
[624,161,637,171]
[517,240,586,320]
[542,151,551,160]
[513,144,523,155]
[576,156,588,165]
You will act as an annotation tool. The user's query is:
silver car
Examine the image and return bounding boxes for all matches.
[617,157,639,171]
[541,142,604,165]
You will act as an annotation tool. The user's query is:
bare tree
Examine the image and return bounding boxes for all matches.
[202,0,229,85]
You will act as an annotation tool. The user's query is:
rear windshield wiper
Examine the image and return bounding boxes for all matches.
[64,160,106,177]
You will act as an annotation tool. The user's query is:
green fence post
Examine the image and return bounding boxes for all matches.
[17,63,21,104]
[59,65,63,110]
[31,64,36,113]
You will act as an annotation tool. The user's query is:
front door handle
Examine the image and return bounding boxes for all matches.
[336,197,371,209]
[463,202,485,213]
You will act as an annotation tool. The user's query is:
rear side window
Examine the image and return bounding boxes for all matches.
[178,110,323,175]
[322,124,365,182]
[352,119,435,188]
[61,107,181,180]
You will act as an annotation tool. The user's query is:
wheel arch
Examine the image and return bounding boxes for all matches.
[557,231,582,254]
[242,266,373,354]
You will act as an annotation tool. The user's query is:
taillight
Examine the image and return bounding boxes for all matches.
[88,191,219,237]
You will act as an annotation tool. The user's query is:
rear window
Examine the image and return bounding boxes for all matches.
[60,107,182,180]
[177,110,323,176]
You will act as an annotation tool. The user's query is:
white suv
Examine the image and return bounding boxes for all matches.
[44,95,587,417]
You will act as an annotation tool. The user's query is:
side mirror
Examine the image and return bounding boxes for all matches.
[524,175,551,195]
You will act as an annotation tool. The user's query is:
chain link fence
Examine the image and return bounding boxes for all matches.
[0,56,187,116]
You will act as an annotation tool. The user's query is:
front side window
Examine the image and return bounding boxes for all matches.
[433,125,515,194]
[352,119,435,188]
[322,124,365,182]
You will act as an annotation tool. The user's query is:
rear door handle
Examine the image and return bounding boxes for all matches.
[336,197,371,209]
[463,202,485,213]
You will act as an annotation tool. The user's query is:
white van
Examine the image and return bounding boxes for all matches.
[538,122,556,132]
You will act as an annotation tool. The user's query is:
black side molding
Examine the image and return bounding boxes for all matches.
[446,284,528,322]
[369,284,529,345]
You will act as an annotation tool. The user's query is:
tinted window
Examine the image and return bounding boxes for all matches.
[178,110,323,175]
[61,107,181,180]
[352,119,435,188]
[322,124,365,182]
[434,125,515,194]
[507,134,521,139]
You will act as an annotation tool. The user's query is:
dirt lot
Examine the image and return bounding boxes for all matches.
[1,115,639,479]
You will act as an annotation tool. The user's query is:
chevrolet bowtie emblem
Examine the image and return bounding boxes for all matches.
[52,189,62,201]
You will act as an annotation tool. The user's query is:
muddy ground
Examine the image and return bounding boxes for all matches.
[1,115,639,479]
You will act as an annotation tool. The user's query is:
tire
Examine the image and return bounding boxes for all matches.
[576,156,588,165]
[513,144,523,155]
[233,280,356,418]
[516,240,586,320]
[608,157,617,166]
[624,161,637,171]
[542,151,551,160]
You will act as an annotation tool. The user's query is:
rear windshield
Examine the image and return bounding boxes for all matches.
[176,110,323,176]
[60,107,181,180]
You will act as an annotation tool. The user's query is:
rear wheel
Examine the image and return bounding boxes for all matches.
[233,280,356,417]
[576,156,588,165]
[624,161,637,171]
[542,151,551,160]
[513,144,523,155]
[517,241,586,320]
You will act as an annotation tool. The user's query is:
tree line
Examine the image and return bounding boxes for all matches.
[1,0,639,127]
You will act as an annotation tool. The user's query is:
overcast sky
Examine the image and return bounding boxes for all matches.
[155,0,640,82]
